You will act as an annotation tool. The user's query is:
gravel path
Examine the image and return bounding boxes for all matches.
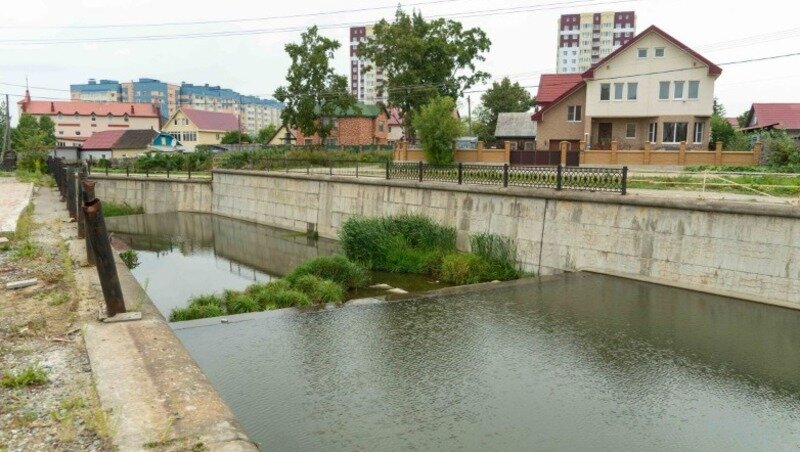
[0,183,113,451]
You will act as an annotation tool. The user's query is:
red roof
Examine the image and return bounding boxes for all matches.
[388,108,403,126]
[19,100,160,118]
[747,103,800,130]
[726,117,740,128]
[81,130,126,150]
[181,108,240,132]
[583,25,722,79]
[536,74,583,105]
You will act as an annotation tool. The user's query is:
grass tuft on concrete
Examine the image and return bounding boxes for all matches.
[1,364,49,389]
[102,201,144,218]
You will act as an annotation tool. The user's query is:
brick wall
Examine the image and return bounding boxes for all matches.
[293,111,389,146]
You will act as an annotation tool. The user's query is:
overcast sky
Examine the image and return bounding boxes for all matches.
[2,0,799,123]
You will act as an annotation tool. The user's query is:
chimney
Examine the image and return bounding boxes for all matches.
[50,102,55,112]
[131,105,135,114]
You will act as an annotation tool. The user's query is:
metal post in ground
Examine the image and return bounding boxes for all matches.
[355,160,359,178]
[126,164,129,178]
[458,162,463,184]
[83,198,126,317]
[621,166,628,195]
[66,169,77,219]
[418,161,424,182]
[503,164,509,187]
[82,180,96,266]
[556,165,563,191]
[385,161,390,179]
[76,169,87,239]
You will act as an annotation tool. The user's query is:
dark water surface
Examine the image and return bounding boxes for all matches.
[173,272,800,451]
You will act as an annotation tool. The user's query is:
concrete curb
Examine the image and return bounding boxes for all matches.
[81,240,258,451]
[0,182,33,234]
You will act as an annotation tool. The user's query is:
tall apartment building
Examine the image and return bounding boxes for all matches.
[556,11,636,73]
[70,78,282,134]
[350,26,384,105]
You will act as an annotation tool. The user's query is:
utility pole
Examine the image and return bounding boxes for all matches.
[467,95,472,136]
[1,94,10,160]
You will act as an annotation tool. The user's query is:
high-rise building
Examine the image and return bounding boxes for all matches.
[556,11,636,73]
[350,26,384,105]
[70,78,283,134]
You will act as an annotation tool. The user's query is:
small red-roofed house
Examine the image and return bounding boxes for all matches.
[741,103,800,140]
[161,108,240,151]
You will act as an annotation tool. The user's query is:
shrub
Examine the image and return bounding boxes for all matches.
[119,249,140,269]
[290,274,345,304]
[285,255,369,290]
[412,96,463,164]
[470,233,521,280]
[222,290,260,314]
[1,364,49,389]
[246,280,292,309]
[268,288,312,308]
[438,253,491,285]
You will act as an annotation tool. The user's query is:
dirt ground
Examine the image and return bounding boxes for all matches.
[0,183,114,452]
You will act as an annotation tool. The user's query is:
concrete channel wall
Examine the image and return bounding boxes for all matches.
[212,170,800,307]
[92,175,212,214]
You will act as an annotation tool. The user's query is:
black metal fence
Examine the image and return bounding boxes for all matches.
[260,159,628,194]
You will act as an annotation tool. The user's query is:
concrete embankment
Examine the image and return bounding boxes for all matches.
[93,175,212,214]
[89,171,800,308]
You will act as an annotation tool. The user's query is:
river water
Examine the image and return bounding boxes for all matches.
[109,214,800,450]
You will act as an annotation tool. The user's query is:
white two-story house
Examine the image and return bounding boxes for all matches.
[534,26,722,151]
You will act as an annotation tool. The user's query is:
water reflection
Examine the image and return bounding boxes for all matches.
[106,212,339,315]
[175,273,800,451]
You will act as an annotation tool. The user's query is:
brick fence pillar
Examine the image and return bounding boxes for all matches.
[610,140,618,164]
[679,141,686,165]
[504,141,511,163]
[753,141,763,165]
[715,141,723,165]
[560,141,568,166]
[644,141,651,165]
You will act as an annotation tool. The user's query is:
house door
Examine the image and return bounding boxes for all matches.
[598,122,613,149]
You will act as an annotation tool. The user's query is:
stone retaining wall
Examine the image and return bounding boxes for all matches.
[92,175,212,214]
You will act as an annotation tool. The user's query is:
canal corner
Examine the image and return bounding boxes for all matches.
[71,234,259,451]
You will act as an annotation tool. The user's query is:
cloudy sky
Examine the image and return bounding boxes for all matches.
[2,0,798,122]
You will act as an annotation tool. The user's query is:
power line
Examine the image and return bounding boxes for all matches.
[0,0,638,45]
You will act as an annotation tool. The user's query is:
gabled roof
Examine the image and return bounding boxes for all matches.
[531,83,585,122]
[19,100,160,118]
[114,129,158,149]
[582,25,722,79]
[726,117,740,128]
[181,108,240,132]
[388,108,403,126]
[746,103,800,130]
[81,130,126,150]
[495,112,537,138]
[536,74,583,105]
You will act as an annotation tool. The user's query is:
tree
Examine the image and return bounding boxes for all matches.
[220,131,252,144]
[274,26,358,143]
[737,109,751,128]
[38,116,56,146]
[357,10,491,139]
[11,114,41,150]
[256,124,278,144]
[412,96,463,164]
[477,77,535,143]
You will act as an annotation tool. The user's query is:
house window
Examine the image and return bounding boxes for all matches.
[59,131,64,135]
[659,81,670,100]
[627,82,638,100]
[637,48,648,58]
[613,83,624,100]
[663,122,688,143]
[304,138,313,146]
[91,114,96,122]
[107,113,113,121]
[674,81,685,99]
[600,83,610,100]
[378,121,385,132]
[76,131,81,136]
[654,47,665,57]
[509,141,518,151]
[74,113,79,120]
[174,119,178,125]
[567,105,582,122]
[648,122,658,143]
[524,141,535,151]
[123,114,129,122]
[182,131,197,142]
[688,81,700,99]
[693,122,705,144]
[325,138,338,147]
[57,113,63,120]
[625,123,637,139]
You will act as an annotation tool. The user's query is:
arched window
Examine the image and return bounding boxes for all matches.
[123,114,129,122]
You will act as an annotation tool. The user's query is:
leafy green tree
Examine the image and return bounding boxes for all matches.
[11,114,40,150]
[220,131,252,144]
[737,109,751,128]
[477,78,535,142]
[274,26,358,143]
[412,96,463,164]
[357,10,491,138]
[38,116,56,146]
[256,124,278,144]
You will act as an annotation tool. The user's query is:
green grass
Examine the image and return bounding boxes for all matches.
[12,240,41,260]
[119,249,140,269]
[15,169,55,188]
[285,255,369,290]
[102,201,144,217]
[14,203,35,241]
[1,364,49,389]
[287,274,345,304]
[628,174,800,197]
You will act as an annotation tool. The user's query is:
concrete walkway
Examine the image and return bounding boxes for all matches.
[0,178,34,234]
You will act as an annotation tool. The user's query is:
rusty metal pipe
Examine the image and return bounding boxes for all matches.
[83,198,126,317]
[82,180,97,266]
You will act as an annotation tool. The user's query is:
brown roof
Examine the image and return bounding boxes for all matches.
[114,129,158,149]
[746,103,800,130]
[81,130,126,150]
[536,74,584,105]
[181,108,240,132]
[19,100,160,118]
[582,25,722,79]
